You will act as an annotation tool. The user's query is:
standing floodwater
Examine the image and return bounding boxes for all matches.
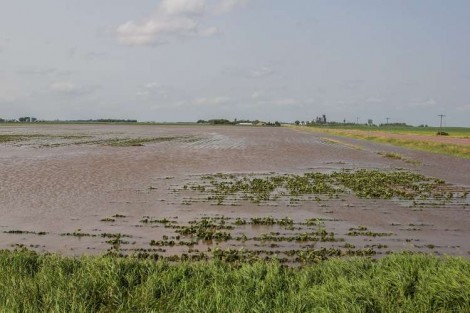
[0,124,469,262]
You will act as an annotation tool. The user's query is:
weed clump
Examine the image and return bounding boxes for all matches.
[175,218,232,241]
[347,226,393,237]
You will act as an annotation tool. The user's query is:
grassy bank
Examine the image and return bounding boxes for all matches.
[0,250,468,312]
[306,125,470,137]
[292,126,470,158]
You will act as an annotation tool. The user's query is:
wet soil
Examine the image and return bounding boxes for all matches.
[0,124,469,262]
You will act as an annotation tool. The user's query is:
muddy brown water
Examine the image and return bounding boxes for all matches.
[0,124,469,260]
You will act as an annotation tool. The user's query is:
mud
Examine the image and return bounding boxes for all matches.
[0,124,469,261]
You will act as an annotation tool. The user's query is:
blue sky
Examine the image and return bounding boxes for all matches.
[1,0,469,125]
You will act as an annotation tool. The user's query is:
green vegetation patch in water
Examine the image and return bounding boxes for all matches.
[104,136,188,147]
[189,169,455,205]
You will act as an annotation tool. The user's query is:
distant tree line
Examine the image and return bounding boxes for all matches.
[197,119,281,126]
[294,115,413,128]
[0,117,138,123]
[65,119,138,123]
[197,119,233,125]
[378,122,410,127]
[19,117,37,122]
[0,116,38,123]
[50,119,139,123]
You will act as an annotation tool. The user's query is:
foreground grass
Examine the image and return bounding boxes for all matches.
[0,250,469,312]
[292,126,470,158]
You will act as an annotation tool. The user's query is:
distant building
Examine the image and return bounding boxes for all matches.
[315,115,327,124]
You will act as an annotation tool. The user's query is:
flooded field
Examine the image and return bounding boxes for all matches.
[0,124,469,263]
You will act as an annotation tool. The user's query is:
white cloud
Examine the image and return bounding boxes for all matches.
[340,79,364,90]
[0,88,17,103]
[456,104,470,111]
[257,98,298,106]
[0,38,7,53]
[137,82,169,98]
[117,18,200,46]
[18,68,74,79]
[213,0,249,15]
[49,82,97,96]
[250,66,274,78]
[148,96,230,110]
[365,96,384,103]
[198,27,219,37]
[116,0,246,46]
[50,82,79,93]
[409,98,437,108]
[160,0,206,16]
[136,90,150,97]
[144,82,163,89]
[18,68,58,76]
[251,91,262,99]
[85,51,107,59]
[193,96,230,106]
[273,98,297,106]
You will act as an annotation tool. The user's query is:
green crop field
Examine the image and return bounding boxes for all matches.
[292,125,470,158]
[307,125,470,137]
[383,127,470,137]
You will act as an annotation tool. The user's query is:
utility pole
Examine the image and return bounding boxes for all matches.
[385,117,391,125]
[356,117,359,125]
[438,114,445,129]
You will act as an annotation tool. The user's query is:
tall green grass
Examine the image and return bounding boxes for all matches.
[0,250,468,312]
